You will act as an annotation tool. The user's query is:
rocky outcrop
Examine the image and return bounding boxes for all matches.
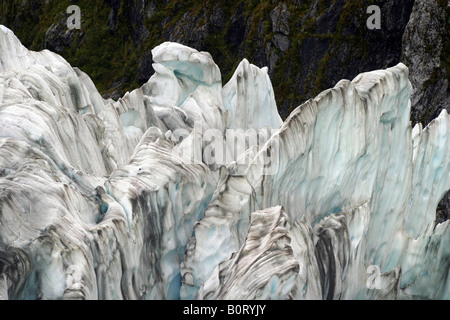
[401,0,450,225]
[401,0,449,125]
[270,2,291,53]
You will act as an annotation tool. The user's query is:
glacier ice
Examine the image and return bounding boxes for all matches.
[222,58,283,130]
[196,206,299,300]
[0,25,449,300]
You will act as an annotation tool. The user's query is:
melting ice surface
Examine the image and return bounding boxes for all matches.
[0,25,448,300]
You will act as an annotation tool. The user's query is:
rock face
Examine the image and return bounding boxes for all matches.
[270,2,291,53]
[402,0,449,125]
[401,0,450,225]
[0,25,449,301]
[3,0,446,125]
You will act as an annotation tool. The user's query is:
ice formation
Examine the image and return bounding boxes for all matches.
[0,25,448,300]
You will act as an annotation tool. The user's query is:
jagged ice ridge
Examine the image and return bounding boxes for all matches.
[0,25,448,300]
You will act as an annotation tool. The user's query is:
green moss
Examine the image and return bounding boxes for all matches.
[0,0,421,118]
[304,0,372,97]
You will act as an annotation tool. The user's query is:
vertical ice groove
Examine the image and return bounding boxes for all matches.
[196,206,299,300]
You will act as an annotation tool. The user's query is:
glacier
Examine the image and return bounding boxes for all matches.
[0,25,448,300]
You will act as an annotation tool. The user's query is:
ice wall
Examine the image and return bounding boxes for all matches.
[0,25,448,300]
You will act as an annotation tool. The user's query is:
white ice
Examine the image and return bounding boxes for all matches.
[0,25,448,300]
